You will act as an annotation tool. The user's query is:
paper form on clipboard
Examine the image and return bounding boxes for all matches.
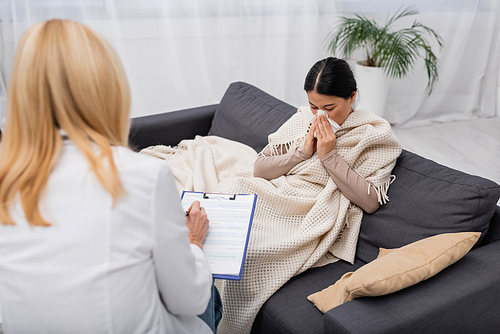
[180,191,257,280]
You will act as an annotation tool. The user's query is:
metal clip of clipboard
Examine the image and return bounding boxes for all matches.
[203,192,236,200]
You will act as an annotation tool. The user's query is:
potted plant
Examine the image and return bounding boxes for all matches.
[326,6,443,118]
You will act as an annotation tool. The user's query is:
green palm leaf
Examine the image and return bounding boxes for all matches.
[325,5,443,94]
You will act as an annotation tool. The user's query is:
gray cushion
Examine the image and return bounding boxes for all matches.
[208,81,297,152]
[356,149,500,263]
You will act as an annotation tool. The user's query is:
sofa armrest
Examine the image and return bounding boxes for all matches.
[482,206,500,246]
[128,104,218,151]
[324,241,500,334]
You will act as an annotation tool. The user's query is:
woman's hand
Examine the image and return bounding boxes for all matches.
[316,114,336,158]
[304,118,317,156]
[184,200,209,250]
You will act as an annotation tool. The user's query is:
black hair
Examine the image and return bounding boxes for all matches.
[303,57,357,99]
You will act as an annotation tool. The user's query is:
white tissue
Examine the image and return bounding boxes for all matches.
[309,110,341,137]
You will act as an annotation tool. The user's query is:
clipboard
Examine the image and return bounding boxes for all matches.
[181,191,257,280]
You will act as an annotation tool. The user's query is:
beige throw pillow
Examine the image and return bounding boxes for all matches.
[308,232,481,313]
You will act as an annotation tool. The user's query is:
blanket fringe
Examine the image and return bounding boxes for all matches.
[335,203,355,243]
[368,175,396,205]
[259,137,306,157]
[139,145,182,160]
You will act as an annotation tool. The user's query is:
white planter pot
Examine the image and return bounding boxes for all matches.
[354,62,389,118]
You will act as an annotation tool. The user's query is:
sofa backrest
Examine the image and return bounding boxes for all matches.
[356,150,500,264]
[208,81,297,152]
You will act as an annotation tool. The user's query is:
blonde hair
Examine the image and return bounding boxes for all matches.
[0,19,131,226]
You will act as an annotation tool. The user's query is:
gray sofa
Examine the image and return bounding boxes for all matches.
[129,82,500,334]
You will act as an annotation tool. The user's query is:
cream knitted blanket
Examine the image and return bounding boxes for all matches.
[140,106,401,334]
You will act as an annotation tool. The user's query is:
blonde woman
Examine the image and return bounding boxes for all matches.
[0,20,220,333]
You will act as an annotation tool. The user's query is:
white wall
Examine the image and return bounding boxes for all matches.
[1,2,499,126]
[0,15,334,120]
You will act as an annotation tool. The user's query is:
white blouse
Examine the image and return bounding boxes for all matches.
[0,142,213,334]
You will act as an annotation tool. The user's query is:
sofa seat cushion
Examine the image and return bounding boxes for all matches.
[251,259,365,334]
[324,241,500,334]
[208,81,297,152]
[356,149,500,264]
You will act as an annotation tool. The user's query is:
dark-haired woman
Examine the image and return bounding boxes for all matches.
[141,57,402,334]
[254,57,387,214]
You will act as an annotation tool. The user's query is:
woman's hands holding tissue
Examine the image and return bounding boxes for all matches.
[304,119,317,156]
[304,114,336,158]
[316,114,337,158]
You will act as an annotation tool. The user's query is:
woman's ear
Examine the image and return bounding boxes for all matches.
[350,91,357,103]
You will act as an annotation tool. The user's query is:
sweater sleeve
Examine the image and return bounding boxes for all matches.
[253,145,312,180]
[320,150,380,214]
